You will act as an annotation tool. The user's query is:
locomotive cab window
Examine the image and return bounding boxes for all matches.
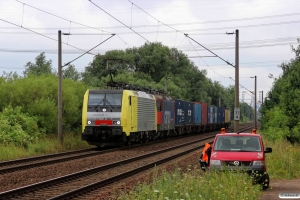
[88,93,122,106]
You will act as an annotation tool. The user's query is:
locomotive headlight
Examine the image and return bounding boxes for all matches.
[87,121,91,125]
[117,121,120,125]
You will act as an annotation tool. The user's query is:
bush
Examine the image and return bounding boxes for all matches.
[0,74,88,134]
[261,106,290,141]
[0,105,40,146]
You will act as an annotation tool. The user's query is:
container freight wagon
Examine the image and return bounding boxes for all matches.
[198,102,208,131]
[175,99,185,134]
[208,106,213,124]
[213,106,218,125]
[193,103,202,132]
[225,109,231,128]
[154,94,175,139]
[184,101,193,133]
[221,107,225,126]
[217,107,225,127]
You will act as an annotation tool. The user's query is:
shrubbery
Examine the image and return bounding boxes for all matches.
[0,74,88,145]
[0,105,40,146]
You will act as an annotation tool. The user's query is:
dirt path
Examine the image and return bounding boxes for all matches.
[260,178,300,200]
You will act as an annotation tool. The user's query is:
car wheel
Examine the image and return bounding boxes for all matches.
[262,173,270,190]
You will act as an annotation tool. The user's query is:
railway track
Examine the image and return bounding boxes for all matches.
[0,125,242,174]
[0,125,254,200]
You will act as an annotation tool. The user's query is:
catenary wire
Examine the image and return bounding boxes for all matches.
[89,0,149,42]
[187,37,227,78]
[15,0,111,34]
[63,34,115,67]
[14,0,130,48]
[0,18,97,56]
[129,1,235,69]
[185,34,235,67]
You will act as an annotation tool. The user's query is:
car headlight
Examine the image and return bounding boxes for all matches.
[210,160,221,166]
[252,160,265,166]
[117,121,120,125]
[87,121,91,125]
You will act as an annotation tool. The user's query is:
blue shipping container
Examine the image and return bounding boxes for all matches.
[175,99,185,125]
[163,100,175,126]
[184,101,193,125]
[208,106,213,124]
[217,107,221,124]
[194,103,201,125]
[213,106,218,124]
[221,107,225,123]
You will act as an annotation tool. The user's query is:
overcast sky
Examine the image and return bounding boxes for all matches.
[1,0,299,105]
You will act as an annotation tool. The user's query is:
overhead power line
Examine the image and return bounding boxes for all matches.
[228,77,253,94]
[63,34,115,67]
[128,0,182,34]
[185,34,235,67]
[0,18,97,56]
[14,0,130,48]
[15,0,110,34]
[89,0,149,42]
[187,38,227,78]
[129,1,235,69]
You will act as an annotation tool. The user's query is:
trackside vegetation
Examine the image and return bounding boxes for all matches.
[0,133,90,161]
[260,42,300,143]
[261,135,300,179]
[116,166,261,200]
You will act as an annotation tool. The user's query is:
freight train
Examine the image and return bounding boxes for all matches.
[82,88,231,147]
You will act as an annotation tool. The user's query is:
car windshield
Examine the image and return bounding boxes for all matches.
[88,93,122,106]
[214,135,261,152]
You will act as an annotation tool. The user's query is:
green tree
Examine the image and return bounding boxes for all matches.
[63,64,81,81]
[23,52,54,76]
[260,42,300,143]
[0,74,88,134]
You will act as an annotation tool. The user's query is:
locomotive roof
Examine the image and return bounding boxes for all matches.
[89,89,123,94]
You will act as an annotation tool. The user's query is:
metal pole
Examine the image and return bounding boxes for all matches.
[219,98,221,107]
[58,30,63,145]
[262,91,263,104]
[254,76,257,129]
[234,29,239,132]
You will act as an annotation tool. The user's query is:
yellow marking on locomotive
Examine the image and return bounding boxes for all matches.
[121,90,138,136]
[82,90,89,133]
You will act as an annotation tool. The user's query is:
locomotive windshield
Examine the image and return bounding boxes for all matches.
[88,93,122,106]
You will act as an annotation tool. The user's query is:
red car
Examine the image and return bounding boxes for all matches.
[208,129,272,189]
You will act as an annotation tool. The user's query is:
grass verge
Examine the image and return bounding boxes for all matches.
[116,166,261,200]
[0,132,90,161]
[261,135,300,179]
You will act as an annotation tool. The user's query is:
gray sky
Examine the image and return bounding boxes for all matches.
[1,0,299,105]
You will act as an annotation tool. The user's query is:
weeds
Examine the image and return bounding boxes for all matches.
[116,166,261,200]
[0,132,90,161]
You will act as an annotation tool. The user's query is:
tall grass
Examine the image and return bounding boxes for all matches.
[116,166,261,200]
[0,132,90,161]
[262,137,300,179]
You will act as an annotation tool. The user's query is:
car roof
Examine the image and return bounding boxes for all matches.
[215,133,261,137]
